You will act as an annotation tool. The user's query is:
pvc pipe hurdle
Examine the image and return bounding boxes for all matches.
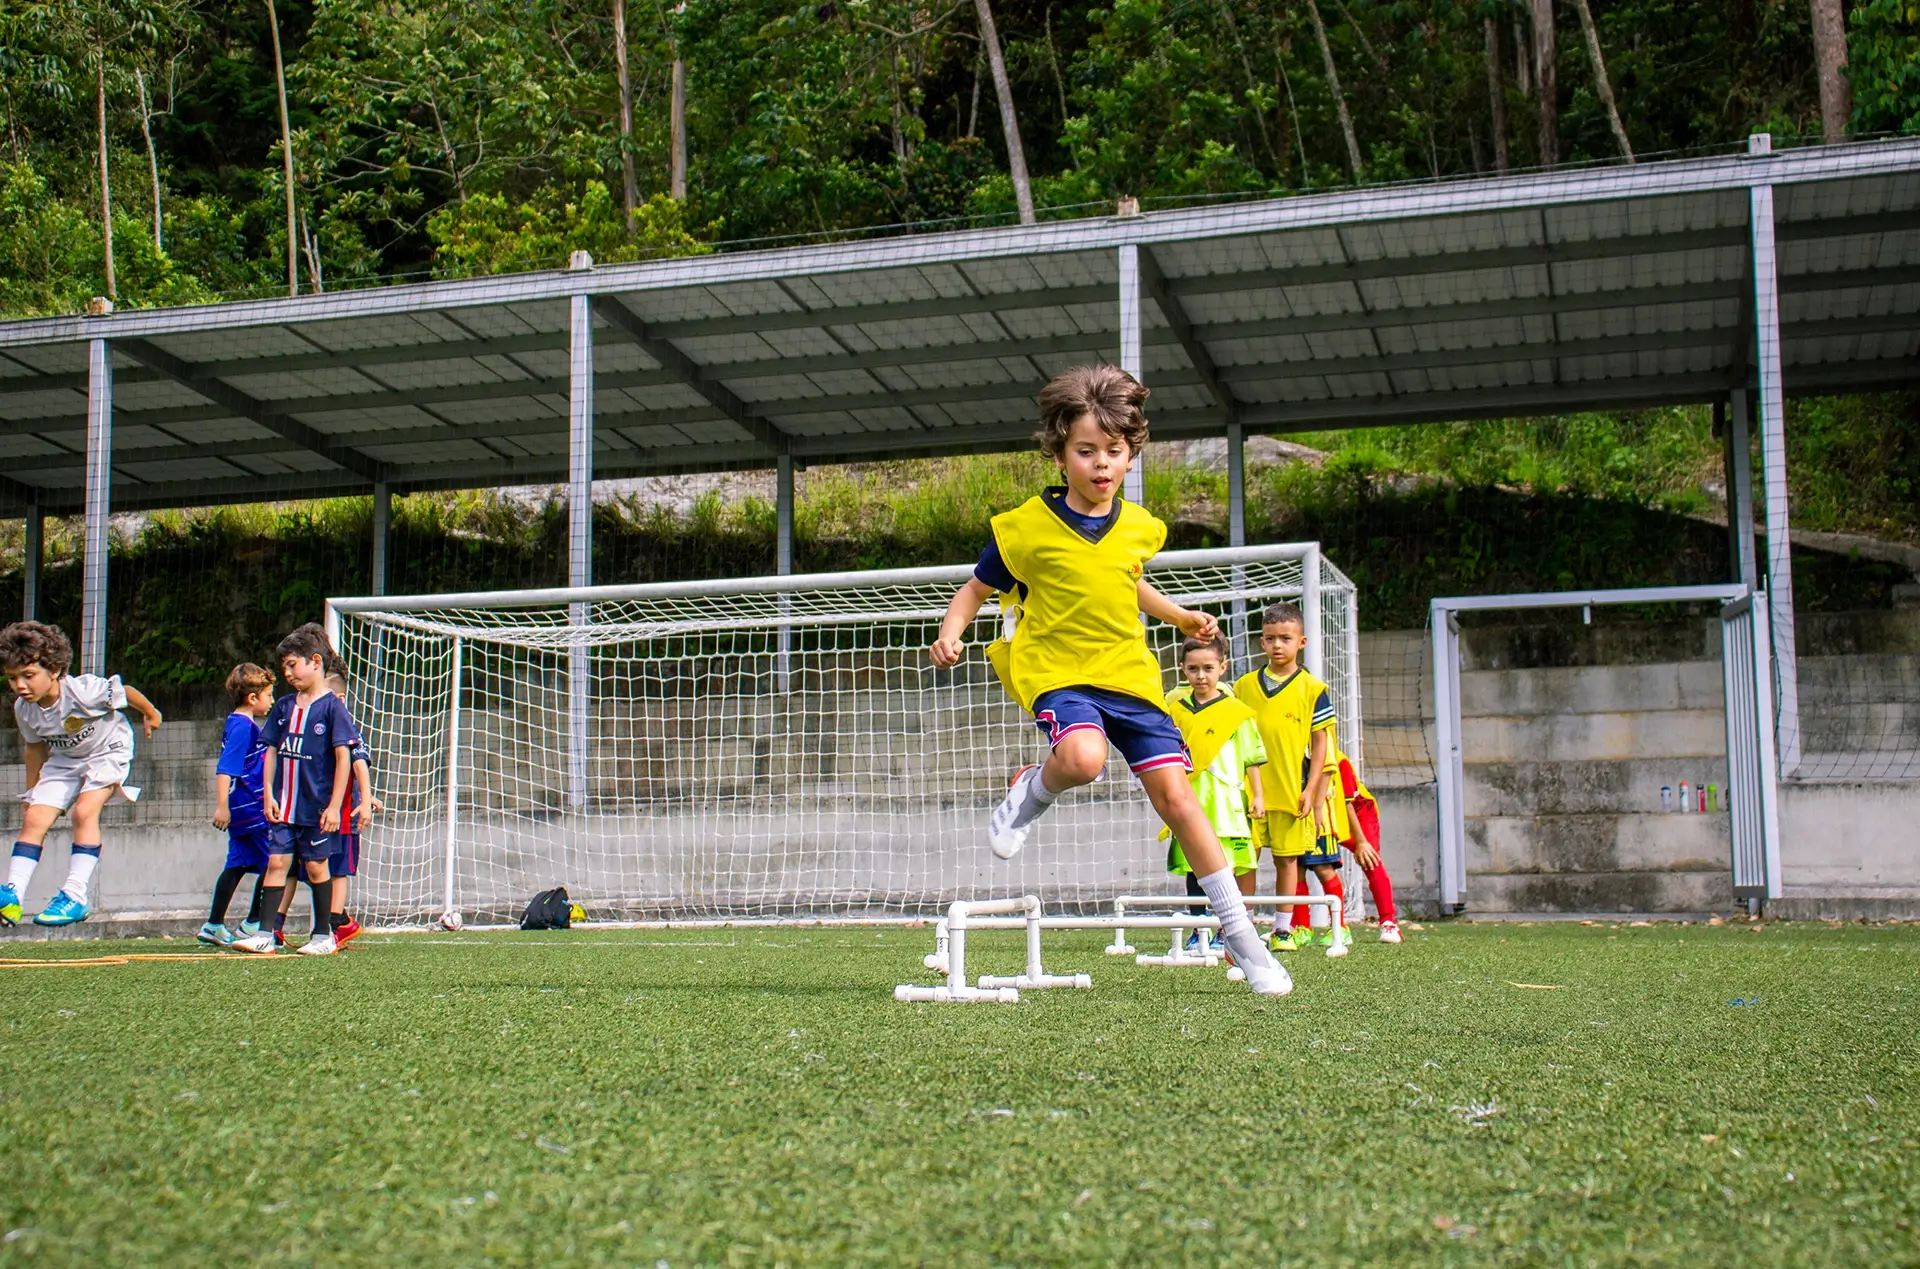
[1108,893,1347,962]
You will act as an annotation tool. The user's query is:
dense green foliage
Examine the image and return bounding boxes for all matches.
[0,923,1915,1264]
[3,0,1917,311]
[4,394,1914,689]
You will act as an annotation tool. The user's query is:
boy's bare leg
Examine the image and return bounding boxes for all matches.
[1275,856,1302,930]
[988,731,1107,859]
[1140,769,1288,993]
[1236,870,1257,897]
[53,787,116,906]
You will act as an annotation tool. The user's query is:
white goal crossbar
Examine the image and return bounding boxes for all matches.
[1430,584,1782,915]
[325,543,1363,926]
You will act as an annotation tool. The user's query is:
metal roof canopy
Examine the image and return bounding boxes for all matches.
[0,138,1916,515]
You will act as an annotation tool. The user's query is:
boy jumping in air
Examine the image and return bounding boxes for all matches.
[0,622,163,927]
[929,364,1292,997]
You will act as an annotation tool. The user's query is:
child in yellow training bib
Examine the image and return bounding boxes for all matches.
[929,364,1292,998]
[1163,634,1266,952]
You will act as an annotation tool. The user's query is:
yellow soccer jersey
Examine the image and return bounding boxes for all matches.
[1234,665,1337,814]
[984,489,1168,712]
[1164,686,1266,840]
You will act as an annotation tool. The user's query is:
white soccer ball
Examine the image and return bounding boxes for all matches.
[440,910,463,932]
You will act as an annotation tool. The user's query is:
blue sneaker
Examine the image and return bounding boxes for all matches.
[0,882,19,927]
[239,919,261,937]
[33,892,89,927]
[195,921,234,947]
[1182,930,1205,953]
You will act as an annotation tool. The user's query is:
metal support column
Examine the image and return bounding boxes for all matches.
[1750,182,1800,775]
[82,338,112,675]
[1727,390,1758,588]
[22,501,42,622]
[1300,541,1323,680]
[566,291,593,809]
[776,452,794,693]
[1117,243,1145,507]
[370,479,391,597]
[1227,420,1249,670]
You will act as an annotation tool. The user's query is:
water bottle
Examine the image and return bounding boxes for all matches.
[1679,781,1691,813]
[1660,785,1673,812]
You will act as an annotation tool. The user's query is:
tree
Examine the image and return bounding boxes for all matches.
[1568,0,1630,160]
[265,0,297,294]
[1484,15,1508,172]
[973,0,1034,222]
[1305,0,1362,182]
[613,0,638,230]
[1811,0,1851,143]
[1531,0,1556,167]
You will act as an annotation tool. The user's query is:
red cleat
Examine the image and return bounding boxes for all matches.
[336,917,362,946]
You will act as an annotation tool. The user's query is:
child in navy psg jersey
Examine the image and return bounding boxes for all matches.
[230,624,359,957]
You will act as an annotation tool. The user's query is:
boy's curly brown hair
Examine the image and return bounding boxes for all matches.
[0,621,73,676]
[1035,364,1150,461]
[225,662,275,709]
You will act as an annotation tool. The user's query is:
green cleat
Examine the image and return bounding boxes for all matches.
[1267,925,1312,953]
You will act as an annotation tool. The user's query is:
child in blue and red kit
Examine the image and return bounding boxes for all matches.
[230,624,359,957]
[196,663,276,946]
[325,668,377,945]
[1278,741,1403,944]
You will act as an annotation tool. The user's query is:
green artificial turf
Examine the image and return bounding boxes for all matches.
[0,921,1915,1267]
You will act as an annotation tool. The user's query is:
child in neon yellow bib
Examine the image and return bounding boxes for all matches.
[930,364,1292,997]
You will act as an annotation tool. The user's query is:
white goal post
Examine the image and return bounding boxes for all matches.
[1430,584,1782,916]
[325,543,1363,927]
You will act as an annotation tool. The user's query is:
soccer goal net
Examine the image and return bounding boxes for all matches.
[327,543,1362,927]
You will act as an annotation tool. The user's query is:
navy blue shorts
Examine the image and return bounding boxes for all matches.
[1032,686,1191,775]
[328,832,360,879]
[224,826,272,872]
[1303,835,1344,869]
[268,823,336,866]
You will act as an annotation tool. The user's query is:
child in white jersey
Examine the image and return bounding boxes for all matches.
[0,621,163,927]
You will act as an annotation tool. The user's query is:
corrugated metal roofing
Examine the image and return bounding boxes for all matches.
[0,140,1915,512]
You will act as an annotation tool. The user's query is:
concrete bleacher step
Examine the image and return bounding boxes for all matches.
[1469,812,1729,874]
[1461,708,1727,764]
[1464,869,1733,913]
[1462,660,1726,717]
[1465,757,1731,817]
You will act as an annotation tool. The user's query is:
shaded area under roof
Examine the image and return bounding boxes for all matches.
[0,140,1916,514]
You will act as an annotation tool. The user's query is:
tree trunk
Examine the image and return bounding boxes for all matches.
[136,67,162,251]
[973,0,1034,224]
[1306,0,1363,182]
[1217,1,1280,172]
[97,53,115,299]
[266,0,297,296]
[1809,0,1850,145]
[612,0,637,232]
[1531,0,1557,169]
[1569,0,1631,160]
[966,58,981,137]
[1513,15,1530,96]
[1484,18,1509,172]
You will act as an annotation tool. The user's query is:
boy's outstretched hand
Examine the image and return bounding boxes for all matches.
[929,635,965,667]
[1173,608,1220,642]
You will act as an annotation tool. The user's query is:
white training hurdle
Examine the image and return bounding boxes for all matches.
[895,892,1345,1003]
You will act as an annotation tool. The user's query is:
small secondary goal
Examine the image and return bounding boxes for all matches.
[326,543,1363,926]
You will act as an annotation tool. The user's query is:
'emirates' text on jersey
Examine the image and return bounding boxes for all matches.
[258,692,361,826]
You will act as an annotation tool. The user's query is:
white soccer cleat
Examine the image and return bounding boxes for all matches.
[231,930,277,955]
[1244,961,1294,997]
[1378,919,1403,944]
[987,765,1048,860]
[298,934,338,957]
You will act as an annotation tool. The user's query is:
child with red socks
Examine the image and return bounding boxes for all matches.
[1279,742,1402,945]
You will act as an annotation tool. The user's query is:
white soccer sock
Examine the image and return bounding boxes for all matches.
[1198,866,1280,973]
[1007,766,1058,829]
[63,846,101,905]
[8,844,40,893]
